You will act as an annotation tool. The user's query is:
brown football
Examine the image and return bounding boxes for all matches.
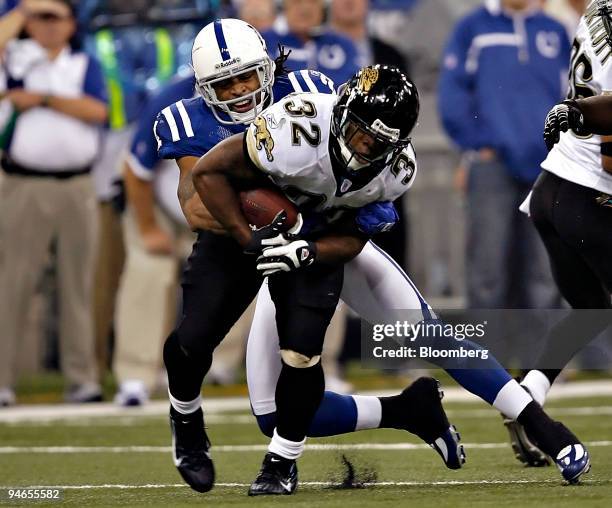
[239,188,298,230]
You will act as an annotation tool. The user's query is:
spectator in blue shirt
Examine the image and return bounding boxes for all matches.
[262,0,360,87]
[438,0,570,309]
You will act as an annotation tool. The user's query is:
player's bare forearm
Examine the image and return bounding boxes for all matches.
[192,134,257,247]
[315,234,368,264]
[576,95,612,135]
[176,156,226,233]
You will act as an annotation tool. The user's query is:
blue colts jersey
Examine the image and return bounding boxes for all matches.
[155,70,336,161]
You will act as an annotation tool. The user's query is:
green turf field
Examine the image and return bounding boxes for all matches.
[1,396,611,507]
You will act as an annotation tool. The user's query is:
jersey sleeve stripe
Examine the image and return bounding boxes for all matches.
[288,72,304,93]
[300,70,319,93]
[293,71,311,94]
[176,100,195,138]
[161,106,180,142]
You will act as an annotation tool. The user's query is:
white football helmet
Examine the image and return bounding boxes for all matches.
[192,18,276,125]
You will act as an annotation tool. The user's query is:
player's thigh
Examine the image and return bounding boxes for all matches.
[178,231,262,352]
[268,264,344,357]
[342,241,434,324]
[554,179,612,294]
[531,175,608,308]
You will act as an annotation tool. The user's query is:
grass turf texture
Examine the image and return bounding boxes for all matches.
[1,396,611,507]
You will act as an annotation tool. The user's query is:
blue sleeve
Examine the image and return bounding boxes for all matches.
[131,79,196,172]
[303,70,336,94]
[438,17,482,150]
[83,56,108,103]
[155,104,206,160]
[286,70,336,95]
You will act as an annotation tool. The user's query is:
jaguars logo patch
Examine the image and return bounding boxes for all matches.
[253,116,275,162]
[357,67,379,93]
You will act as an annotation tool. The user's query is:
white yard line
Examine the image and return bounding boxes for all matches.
[1,441,612,454]
[1,380,611,424]
[2,479,610,490]
[7,406,612,427]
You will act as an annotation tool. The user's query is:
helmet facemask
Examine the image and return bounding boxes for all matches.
[332,104,410,173]
[197,57,275,125]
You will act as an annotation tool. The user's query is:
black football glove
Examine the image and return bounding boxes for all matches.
[256,240,317,276]
[243,211,303,255]
[543,99,586,151]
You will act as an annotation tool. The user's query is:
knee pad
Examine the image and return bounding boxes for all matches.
[280,349,321,368]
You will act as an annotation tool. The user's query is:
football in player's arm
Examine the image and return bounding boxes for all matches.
[190,132,369,267]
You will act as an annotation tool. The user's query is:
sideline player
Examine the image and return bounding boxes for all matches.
[504,0,612,467]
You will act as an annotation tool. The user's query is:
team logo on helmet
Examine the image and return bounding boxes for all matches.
[253,116,275,162]
[357,67,379,93]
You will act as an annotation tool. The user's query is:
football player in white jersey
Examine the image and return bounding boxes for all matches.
[187,65,590,495]
[505,0,612,467]
[159,22,467,496]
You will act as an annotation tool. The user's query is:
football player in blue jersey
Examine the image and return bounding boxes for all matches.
[156,19,589,496]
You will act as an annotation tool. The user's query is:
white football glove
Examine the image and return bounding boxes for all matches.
[256,239,316,276]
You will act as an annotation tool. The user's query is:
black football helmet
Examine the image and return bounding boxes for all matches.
[330,65,419,175]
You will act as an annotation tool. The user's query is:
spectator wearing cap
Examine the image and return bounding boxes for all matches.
[0,0,108,406]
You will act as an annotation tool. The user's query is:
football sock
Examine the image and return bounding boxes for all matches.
[268,428,306,460]
[518,401,579,457]
[169,391,202,415]
[491,379,532,419]
[274,361,324,442]
[255,391,366,437]
[163,331,209,402]
[520,370,552,406]
[353,395,383,430]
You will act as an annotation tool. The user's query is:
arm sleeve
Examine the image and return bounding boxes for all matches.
[438,18,482,150]
[83,56,108,103]
[155,106,204,160]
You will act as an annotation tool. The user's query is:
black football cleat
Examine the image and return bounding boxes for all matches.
[169,406,215,493]
[383,377,466,469]
[511,401,591,483]
[248,452,298,496]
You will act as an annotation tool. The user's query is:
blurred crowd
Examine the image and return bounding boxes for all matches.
[0,0,596,407]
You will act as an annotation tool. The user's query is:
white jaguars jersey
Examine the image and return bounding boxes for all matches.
[542,1,612,193]
[245,92,417,218]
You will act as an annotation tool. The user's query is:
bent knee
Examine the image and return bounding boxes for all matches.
[280,349,321,368]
